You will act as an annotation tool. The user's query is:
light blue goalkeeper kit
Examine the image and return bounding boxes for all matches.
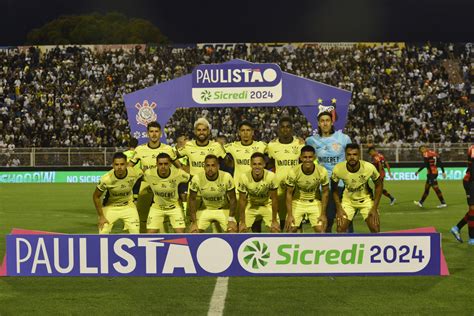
[306,130,352,233]
[306,130,351,185]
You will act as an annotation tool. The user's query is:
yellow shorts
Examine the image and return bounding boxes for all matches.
[244,203,279,227]
[291,199,323,227]
[197,209,228,232]
[341,198,374,221]
[147,204,186,231]
[100,203,140,234]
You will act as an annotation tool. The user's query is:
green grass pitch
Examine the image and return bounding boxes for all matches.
[0,180,473,314]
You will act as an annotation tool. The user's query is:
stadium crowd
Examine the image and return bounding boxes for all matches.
[0,42,471,152]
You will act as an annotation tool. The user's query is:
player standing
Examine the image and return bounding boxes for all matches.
[92,152,142,234]
[306,111,352,232]
[224,121,267,228]
[266,117,304,230]
[128,122,181,233]
[285,146,329,233]
[177,118,226,176]
[177,118,226,228]
[368,146,396,205]
[450,144,474,244]
[413,145,447,208]
[331,144,382,233]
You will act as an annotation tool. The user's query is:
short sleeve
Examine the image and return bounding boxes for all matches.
[320,167,329,186]
[237,174,247,194]
[97,177,107,192]
[370,164,380,181]
[189,176,199,193]
[216,143,226,158]
[331,167,340,183]
[268,172,278,190]
[226,173,235,191]
[285,169,296,187]
[177,145,187,158]
[179,169,191,183]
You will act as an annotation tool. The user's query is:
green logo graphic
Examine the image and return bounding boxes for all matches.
[200,90,212,101]
[243,240,270,269]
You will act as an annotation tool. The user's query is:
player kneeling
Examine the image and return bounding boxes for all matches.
[331,144,382,233]
[188,155,238,233]
[144,153,191,233]
[285,146,329,233]
[93,152,142,234]
[238,153,280,233]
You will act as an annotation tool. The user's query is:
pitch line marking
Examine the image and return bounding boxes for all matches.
[208,277,229,316]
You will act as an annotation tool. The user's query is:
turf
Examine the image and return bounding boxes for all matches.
[0,180,472,315]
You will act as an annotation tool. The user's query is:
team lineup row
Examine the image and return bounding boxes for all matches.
[92,111,471,235]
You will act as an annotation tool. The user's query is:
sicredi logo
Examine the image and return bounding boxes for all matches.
[238,236,431,274]
[192,63,282,88]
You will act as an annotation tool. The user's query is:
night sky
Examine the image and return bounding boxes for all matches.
[2,0,474,45]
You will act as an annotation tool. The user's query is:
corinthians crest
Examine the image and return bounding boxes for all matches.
[135,100,158,126]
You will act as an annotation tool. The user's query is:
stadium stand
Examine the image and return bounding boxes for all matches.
[0,42,471,155]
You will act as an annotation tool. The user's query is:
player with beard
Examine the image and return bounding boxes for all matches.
[331,143,382,233]
[188,155,237,233]
[93,152,142,234]
[177,118,226,229]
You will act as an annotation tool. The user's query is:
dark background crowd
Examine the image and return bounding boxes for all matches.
[0,42,472,153]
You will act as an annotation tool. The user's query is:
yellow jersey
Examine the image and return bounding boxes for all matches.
[97,167,143,206]
[266,137,304,185]
[177,140,226,176]
[331,160,380,201]
[189,170,235,209]
[238,169,277,206]
[224,140,267,187]
[144,168,191,210]
[286,164,329,201]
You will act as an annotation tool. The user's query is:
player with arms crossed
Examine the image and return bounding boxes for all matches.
[93,152,142,234]
[128,122,181,232]
[285,146,329,233]
[306,111,352,232]
[238,152,280,233]
[144,153,191,233]
[331,144,382,233]
[188,155,238,233]
[413,145,447,208]
[450,144,474,244]
[368,146,396,205]
[266,117,304,230]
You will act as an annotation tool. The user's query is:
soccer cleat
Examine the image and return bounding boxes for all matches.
[390,198,396,206]
[413,200,423,208]
[450,226,463,243]
[437,204,448,208]
[468,239,474,246]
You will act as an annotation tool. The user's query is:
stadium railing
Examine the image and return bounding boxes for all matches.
[0,144,470,167]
